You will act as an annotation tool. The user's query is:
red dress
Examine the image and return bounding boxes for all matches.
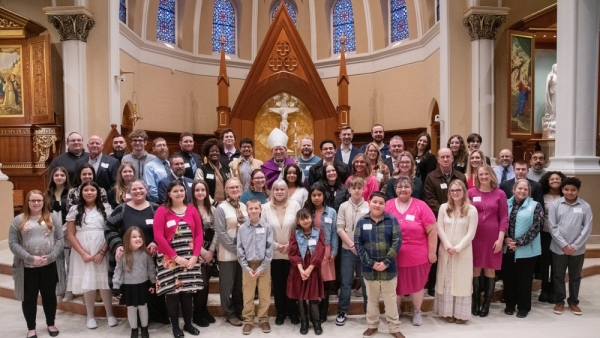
[286,227,326,301]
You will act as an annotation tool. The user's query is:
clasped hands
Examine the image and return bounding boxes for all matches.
[298,265,313,280]
[372,261,387,271]
[563,244,576,256]
[81,250,105,264]
[174,255,198,269]
[32,255,48,266]
[277,243,289,254]
[504,237,517,251]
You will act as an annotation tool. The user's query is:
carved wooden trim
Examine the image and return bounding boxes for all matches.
[28,35,54,124]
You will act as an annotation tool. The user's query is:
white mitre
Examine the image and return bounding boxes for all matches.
[267,128,289,149]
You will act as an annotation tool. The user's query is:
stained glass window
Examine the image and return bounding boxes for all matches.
[212,0,236,54]
[332,0,356,54]
[272,1,297,25]
[436,0,440,22]
[157,0,176,44]
[391,0,409,43]
[119,0,127,24]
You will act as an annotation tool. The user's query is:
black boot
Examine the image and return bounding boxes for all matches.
[310,302,323,335]
[471,277,481,316]
[319,296,329,323]
[140,327,149,338]
[131,328,139,338]
[479,277,496,317]
[298,301,309,335]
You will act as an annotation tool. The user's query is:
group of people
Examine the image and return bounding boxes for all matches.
[8,124,593,338]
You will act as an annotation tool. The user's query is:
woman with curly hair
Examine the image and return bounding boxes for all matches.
[283,164,308,207]
[448,135,468,174]
[195,138,232,202]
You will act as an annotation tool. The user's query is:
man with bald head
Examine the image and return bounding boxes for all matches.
[494,149,515,184]
[423,147,467,296]
[49,131,88,183]
[78,135,119,193]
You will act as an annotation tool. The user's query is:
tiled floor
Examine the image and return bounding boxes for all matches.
[2,275,600,338]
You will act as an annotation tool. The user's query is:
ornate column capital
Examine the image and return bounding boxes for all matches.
[463,6,510,41]
[44,6,95,42]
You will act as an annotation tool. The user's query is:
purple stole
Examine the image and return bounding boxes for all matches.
[261,157,295,190]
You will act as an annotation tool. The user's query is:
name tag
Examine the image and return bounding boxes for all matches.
[473,196,482,202]
[125,193,132,199]
[255,227,265,234]
[363,223,372,230]
[305,165,312,170]
[440,183,448,189]
[386,155,391,158]
[184,163,190,168]
[360,208,369,213]
[528,206,533,211]
[376,173,384,180]
[573,208,583,214]
[146,219,154,225]
[156,168,165,173]
[406,215,415,221]
[206,173,215,179]
[308,239,317,246]
[187,182,193,187]
[101,162,109,168]
[40,221,46,226]
[167,220,177,228]
[324,217,332,223]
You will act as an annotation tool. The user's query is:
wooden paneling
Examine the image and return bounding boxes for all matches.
[121,125,214,159]
[345,128,427,152]
[28,35,54,124]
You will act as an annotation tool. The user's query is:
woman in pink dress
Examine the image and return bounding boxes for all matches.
[385,177,437,326]
[345,153,379,202]
[468,164,508,318]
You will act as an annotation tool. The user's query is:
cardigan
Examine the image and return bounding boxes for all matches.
[153,205,203,258]
[261,200,301,260]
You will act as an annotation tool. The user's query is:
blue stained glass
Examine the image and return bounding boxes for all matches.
[119,0,127,24]
[212,0,236,54]
[272,1,297,25]
[391,0,409,43]
[332,0,356,54]
[157,0,175,44]
[436,0,440,21]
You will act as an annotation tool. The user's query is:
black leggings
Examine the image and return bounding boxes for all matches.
[22,263,58,330]
[166,292,193,331]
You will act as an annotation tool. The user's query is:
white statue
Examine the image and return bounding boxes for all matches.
[542,64,557,139]
[269,95,299,133]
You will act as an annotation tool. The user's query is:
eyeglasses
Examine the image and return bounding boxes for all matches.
[226,186,241,190]
[449,189,463,193]
[28,200,44,204]
[131,139,145,143]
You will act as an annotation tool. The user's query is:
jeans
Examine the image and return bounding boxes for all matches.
[552,253,585,305]
[338,248,366,313]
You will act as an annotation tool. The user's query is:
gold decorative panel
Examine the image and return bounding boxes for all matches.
[254,92,314,162]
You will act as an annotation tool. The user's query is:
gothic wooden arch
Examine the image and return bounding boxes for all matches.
[229,0,337,144]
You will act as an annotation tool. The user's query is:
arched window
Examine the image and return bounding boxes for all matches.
[157,0,176,44]
[390,0,409,43]
[119,0,127,24]
[212,0,236,54]
[332,0,356,54]
[272,1,297,25]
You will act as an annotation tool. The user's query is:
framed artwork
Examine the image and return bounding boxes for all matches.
[0,45,24,117]
[507,31,535,137]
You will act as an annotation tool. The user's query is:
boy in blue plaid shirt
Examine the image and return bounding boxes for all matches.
[355,192,404,338]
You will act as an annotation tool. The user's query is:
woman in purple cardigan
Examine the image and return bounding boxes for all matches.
[154,180,204,338]
[468,165,508,318]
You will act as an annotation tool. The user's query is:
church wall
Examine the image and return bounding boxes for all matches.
[235,0,252,60]
[198,0,213,55]
[256,0,271,57]
[578,175,600,241]
[406,0,418,41]
[352,0,369,55]
[315,0,333,59]
[420,0,436,33]
[295,0,312,59]
[127,0,145,38]
[177,0,196,53]
[145,0,160,43]
[369,0,388,51]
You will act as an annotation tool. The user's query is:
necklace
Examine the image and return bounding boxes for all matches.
[479,189,491,219]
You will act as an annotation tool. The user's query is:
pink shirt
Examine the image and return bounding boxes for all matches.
[153,205,204,258]
[345,175,379,202]
[385,198,436,267]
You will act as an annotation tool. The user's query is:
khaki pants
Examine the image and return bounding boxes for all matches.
[242,261,271,324]
[364,277,401,333]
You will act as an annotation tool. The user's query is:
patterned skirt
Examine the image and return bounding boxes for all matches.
[433,256,471,320]
[155,221,203,296]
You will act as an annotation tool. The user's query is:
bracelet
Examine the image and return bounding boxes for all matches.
[172,255,179,261]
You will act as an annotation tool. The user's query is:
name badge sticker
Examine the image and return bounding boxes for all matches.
[255,227,265,234]
[386,155,391,158]
[363,223,373,230]
[125,193,132,199]
[324,217,333,223]
[167,220,177,228]
[360,208,369,214]
[187,182,193,187]
[406,215,415,221]
[156,168,165,173]
[473,196,482,202]
[146,219,154,225]
[184,163,190,168]
[440,183,448,189]
[306,165,312,170]
[308,239,317,246]
[206,174,215,179]
[573,208,583,214]
[376,173,384,180]
[101,162,109,168]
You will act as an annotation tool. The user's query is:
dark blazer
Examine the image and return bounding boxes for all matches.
[334,146,361,166]
[220,149,241,168]
[499,178,544,210]
[175,150,203,180]
[308,159,349,187]
[415,153,438,186]
[383,157,394,174]
[78,153,119,193]
[157,174,194,204]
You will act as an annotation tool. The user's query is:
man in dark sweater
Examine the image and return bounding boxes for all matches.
[308,139,349,186]
[108,134,127,164]
[48,132,88,184]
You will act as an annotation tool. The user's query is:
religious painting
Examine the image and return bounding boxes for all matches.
[507,31,535,137]
[254,92,314,162]
[0,45,24,117]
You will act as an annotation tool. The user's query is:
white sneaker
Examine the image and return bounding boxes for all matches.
[108,316,118,327]
[87,318,98,329]
[412,310,423,326]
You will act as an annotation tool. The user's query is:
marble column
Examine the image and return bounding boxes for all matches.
[44,6,95,144]
[550,0,600,174]
[463,6,508,159]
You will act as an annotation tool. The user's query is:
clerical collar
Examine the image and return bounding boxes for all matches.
[275,160,285,167]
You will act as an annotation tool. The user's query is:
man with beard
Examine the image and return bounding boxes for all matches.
[109,135,128,163]
[308,139,349,186]
[122,129,156,180]
[335,126,360,165]
[157,154,194,204]
[360,124,391,160]
[494,149,515,184]
[297,137,321,180]
[79,135,119,193]
[220,128,241,166]
[49,131,87,183]
[175,132,203,180]
[143,137,171,203]
[229,138,263,190]
[527,151,547,182]
[383,136,405,173]
[261,128,296,189]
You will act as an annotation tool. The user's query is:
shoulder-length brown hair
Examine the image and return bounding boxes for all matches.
[351,153,372,177]
[411,132,432,157]
[474,164,498,190]
[392,151,416,178]
[20,190,53,231]
[365,142,385,169]
[121,226,149,272]
[445,180,470,218]
[191,180,214,219]
[45,166,71,212]
[114,161,136,205]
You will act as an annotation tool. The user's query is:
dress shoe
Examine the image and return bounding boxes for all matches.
[130,328,139,338]
[455,319,467,324]
[172,328,184,338]
[275,314,286,325]
[390,331,406,338]
[26,331,37,338]
[553,303,564,315]
[260,322,271,333]
[444,317,455,323]
[203,312,216,323]
[290,316,300,325]
[363,328,378,338]
[193,316,210,327]
[183,324,200,335]
[538,292,548,303]
[516,310,528,318]
[242,323,253,335]
[48,327,59,337]
[568,303,582,315]
[227,317,243,327]
[504,308,515,315]
[140,326,149,338]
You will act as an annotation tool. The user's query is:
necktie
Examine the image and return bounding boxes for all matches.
[163,160,171,176]
[501,167,508,183]
[241,159,251,189]
[189,154,197,174]
[227,151,232,159]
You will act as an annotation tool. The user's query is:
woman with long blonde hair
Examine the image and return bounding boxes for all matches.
[109,161,136,208]
[345,153,379,202]
[365,142,390,192]
[465,150,485,189]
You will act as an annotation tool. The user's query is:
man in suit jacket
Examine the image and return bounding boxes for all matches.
[175,132,203,180]
[500,160,544,208]
[220,128,241,167]
[359,124,390,159]
[334,126,361,165]
[383,136,405,173]
[157,154,194,204]
[78,135,119,193]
